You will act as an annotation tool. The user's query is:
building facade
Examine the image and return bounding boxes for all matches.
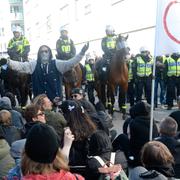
[23,0,156,58]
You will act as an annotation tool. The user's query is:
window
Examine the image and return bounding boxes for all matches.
[10,5,22,13]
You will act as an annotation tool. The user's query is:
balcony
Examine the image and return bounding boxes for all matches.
[10,12,23,21]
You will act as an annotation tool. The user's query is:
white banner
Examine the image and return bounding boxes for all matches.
[155,0,180,56]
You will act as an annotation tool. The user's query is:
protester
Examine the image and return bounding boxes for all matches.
[33,94,67,142]
[21,123,84,179]
[0,131,15,179]
[0,110,22,146]
[155,117,180,178]
[0,97,24,130]
[129,141,175,179]
[87,130,127,180]
[60,100,97,177]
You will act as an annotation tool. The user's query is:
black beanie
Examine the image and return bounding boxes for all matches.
[25,123,59,163]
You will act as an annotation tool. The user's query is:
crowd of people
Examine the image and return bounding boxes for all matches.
[0,24,180,179]
[0,91,180,179]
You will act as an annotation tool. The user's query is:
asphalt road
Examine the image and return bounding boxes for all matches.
[112,103,177,134]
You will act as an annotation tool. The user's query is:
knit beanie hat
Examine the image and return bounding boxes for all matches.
[25,123,59,163]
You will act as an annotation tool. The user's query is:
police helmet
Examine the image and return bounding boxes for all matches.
[105,25,115,35]
[60,26,68,33]
[12,26,22,33]
[139,46,149,53]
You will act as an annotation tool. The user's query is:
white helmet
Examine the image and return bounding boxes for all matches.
[105,25,115,35]
[60,26,68,33]
[12,26,22,33]
[86,53,95,61]
[140,46,149,53]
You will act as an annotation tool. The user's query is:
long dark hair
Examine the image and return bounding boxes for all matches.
[60,100,96,140]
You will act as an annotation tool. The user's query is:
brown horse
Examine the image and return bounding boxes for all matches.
[2,65,30,107]
[63,63,82,99]
[95,34,130,115]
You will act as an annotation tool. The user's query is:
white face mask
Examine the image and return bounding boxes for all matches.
[40,49,50,64]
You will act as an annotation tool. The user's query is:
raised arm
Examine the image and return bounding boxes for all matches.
[0,58,37,74]
[55,42,89,74]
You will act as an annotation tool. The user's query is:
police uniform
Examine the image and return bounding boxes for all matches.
[56,37,76,60]
[85,63,95,105]
[7,36,30,62]
[127,58,135,106]
[165,55,180,109]
[134,55,153,104]
[101,35,117,60]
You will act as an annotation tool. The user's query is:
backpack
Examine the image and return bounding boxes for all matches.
[93,152,128,180]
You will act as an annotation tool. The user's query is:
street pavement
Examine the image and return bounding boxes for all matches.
[112,103,177,134]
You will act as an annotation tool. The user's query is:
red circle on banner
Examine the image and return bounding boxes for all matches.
[163,1,180,44]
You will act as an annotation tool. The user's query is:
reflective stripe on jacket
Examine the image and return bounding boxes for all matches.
[167,57,180,77]
[136,57,153,77]
[85,64,94,81]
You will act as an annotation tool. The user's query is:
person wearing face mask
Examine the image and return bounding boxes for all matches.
[134,46,153,104]
[0,43,89,102]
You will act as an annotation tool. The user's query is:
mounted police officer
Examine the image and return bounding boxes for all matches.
[56,27,76,60]
[85,53,96,105]
[101,25,117,60]
[7,26,30,62]
[134,46,153,104]
[56,26,86,84]
[164,52,180,110]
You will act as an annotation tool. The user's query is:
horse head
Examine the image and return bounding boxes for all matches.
[116,34,130,61]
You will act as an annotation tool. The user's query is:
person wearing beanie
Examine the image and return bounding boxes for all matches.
[21,123,84,180]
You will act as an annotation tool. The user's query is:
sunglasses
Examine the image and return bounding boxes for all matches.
[41,50,48,53]
[36,112,45,116]
[71,94,79,98]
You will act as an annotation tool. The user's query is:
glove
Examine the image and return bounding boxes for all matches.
[0,58,7,66]
[80,42,89,55]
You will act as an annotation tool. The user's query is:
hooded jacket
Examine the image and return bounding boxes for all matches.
[0,97,24,129]
[22,170,84,180]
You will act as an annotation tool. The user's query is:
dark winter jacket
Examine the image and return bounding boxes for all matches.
[129,116,159,167]
[155,135,180,178]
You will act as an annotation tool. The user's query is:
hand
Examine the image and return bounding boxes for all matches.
[63,127,75,147]
[0,58,7,66]
[80,42,89,55]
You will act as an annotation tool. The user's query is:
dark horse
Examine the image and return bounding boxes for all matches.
[2,64,30,107]
[63,63,82,99]
[95,34,130,115]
